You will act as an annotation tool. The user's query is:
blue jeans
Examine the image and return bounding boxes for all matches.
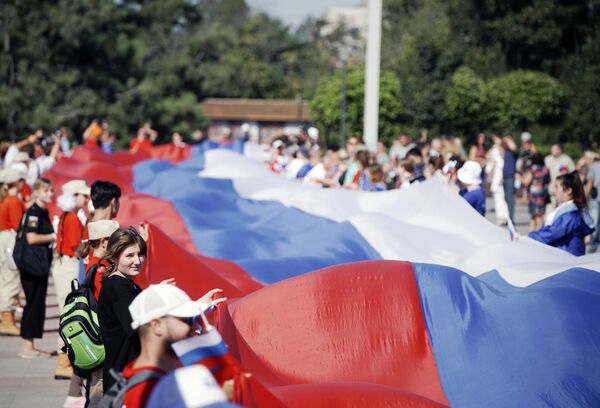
[503,176,515,222]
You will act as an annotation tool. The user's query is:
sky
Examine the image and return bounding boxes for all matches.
[247,0,365,27]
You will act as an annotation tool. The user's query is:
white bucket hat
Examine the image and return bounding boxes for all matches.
[0,168,24,184]
[88,220,120,240]
[62,179,91,196]
[457,160,483,186]
[129,284,211,330]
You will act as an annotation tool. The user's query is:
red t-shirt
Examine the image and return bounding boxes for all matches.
[122,361,166,408]
[85,256,109,300]
[20,184,31,203]
[0,196,25,231]
[56,212,83,257]
[129,139,153,155]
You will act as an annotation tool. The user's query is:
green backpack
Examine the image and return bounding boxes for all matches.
[59,267,105,377]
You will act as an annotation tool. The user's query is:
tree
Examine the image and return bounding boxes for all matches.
[446,66,486,135]
[310,67,402,146]
[484,70,565,131]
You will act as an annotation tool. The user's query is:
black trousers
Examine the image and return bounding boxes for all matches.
[20,271,48,339]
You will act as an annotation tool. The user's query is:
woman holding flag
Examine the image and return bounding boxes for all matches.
[529,171,594,256]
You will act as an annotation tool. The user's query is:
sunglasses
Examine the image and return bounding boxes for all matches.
[170,315,199,326]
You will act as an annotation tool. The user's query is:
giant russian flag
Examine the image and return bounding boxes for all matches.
[46,144,600,407]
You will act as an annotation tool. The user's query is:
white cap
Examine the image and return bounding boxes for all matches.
[62,180,91,196]
[307,127,319,140]
[272,140,284,149]
[457,160,482,185]
[129,284,210,330]
[520,132,532,142]
[240,123,250,133]
[0,168,24,184]
[88,220,120,240]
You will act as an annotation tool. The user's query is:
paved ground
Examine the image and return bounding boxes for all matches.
[0,197,530,408]
[0,277,69,408]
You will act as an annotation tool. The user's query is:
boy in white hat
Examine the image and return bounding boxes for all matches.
[121,284,225,408]
[53,179,91,380]
[457,160,486,216]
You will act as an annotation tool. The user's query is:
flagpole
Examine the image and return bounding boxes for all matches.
[363,0,382,152]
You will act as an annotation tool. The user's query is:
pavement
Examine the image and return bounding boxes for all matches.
[0,276,69,408]
[0,197,531,408]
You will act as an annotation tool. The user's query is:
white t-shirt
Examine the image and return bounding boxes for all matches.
[26,156,56,186]
[303,163,326,186]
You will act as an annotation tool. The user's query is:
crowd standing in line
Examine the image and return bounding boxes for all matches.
[0,120,598,408]
[0,125,230,408]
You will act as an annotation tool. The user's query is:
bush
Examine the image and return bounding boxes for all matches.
[446,66,486,135]
[310,67,403,147]
[484,70,565,131]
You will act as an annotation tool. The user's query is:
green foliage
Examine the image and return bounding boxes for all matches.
[311,67,402,146]
[484,70,565,131]
[0,0,348,142]
[1,0,599,150]
[446,67,486,135]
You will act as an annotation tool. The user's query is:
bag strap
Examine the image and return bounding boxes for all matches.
[125,369,163,390]
[57,212,68,257]
[16,211,28,239]
[70,279,80,293]
[82,264,97,289]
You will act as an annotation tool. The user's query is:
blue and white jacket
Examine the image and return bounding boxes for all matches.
[529,201,595,256]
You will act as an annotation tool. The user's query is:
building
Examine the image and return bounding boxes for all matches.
[200,98,312,142]
[323,3,369,44]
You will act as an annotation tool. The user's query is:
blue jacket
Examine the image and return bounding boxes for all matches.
[460,188,486,216]
[529,209,594,256]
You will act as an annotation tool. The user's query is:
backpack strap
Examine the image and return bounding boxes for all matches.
[57,212,68,257]
[82,263,98,289]
[125,369,164,390]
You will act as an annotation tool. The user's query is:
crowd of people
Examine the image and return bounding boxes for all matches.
[0,121,598,408]
[0,128,234,408]
[265,130,599,255]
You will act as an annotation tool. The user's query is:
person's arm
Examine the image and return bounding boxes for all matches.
[506,139,517,153]
[528,214,574,245]
[522,170,533,188]
[49,135,61,159]
[26,232,54,245]
[13,134,38,150]
[23,211,55,244]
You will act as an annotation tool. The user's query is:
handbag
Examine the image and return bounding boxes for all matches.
[13,212,51,278]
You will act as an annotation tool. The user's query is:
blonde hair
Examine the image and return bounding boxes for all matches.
[32,177,52,192]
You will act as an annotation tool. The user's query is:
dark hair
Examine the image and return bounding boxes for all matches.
[406,147,422,159]
[428,155,445,172]
[530,153,544,166]
[21,144,35,158]
[556,171,587,210]
[91,181,121,209]
[355,150,370,168]
[368,165,384,183]
[100,227,147,280]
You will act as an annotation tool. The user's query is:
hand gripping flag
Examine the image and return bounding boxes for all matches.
[171,313,241,386]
